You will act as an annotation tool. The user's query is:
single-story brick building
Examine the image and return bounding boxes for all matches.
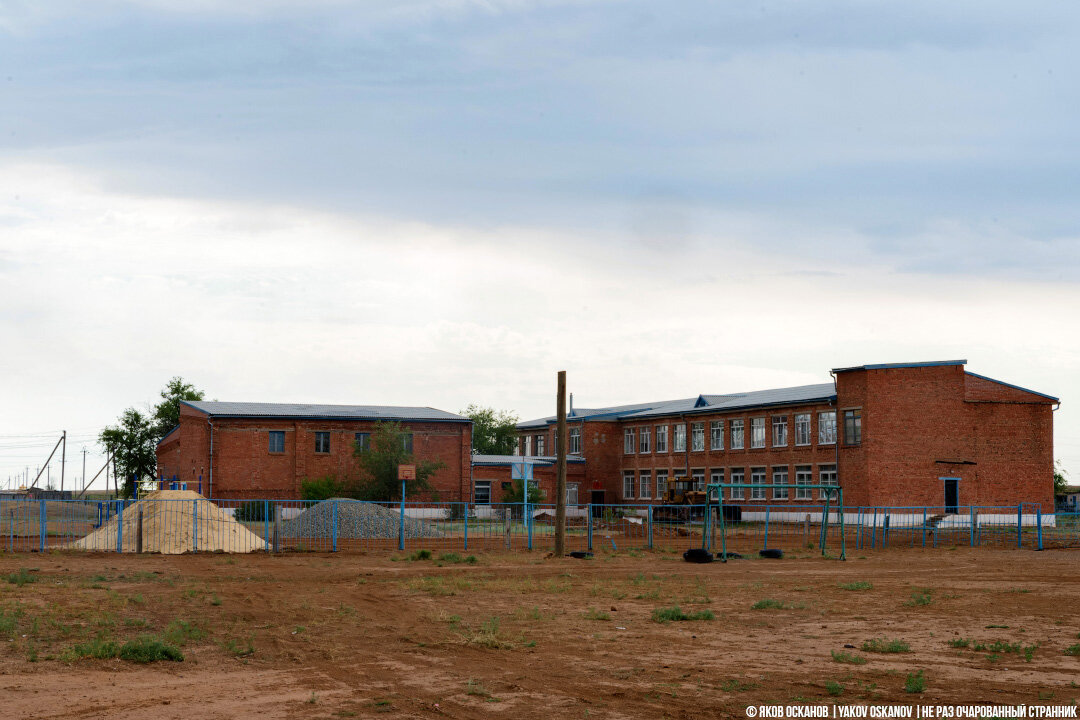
[156,401,472,500]
[516,360,1059,510]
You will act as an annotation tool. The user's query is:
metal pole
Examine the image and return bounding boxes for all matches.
[264,500,270,552]
[116,500,123,553]
[1036,506,1043,551]
[555,370,568,556]
[838,489,846,561]
[135,506,143,554]
[922,507,927,547]
[763,506,770,549]
[82,449,87,494]
[60,430,66,493]
[332,500,338,552]
[463,502,469,551]
[1017,505,1022,549]
[399,479,406,551]
[970,507,976,547]
[39,500,46,552]
[647,504,653,549]
[587,504,593,551]
[820,493,831,555]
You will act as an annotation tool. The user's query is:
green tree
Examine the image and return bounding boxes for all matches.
[353,421,446,500]
[1054,460,1069,495]
[99,377,204,498]
[501,478,544,505]
[461,404,519,455]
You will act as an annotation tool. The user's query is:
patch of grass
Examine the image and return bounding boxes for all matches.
[838,581,873,591]
[465,679,500,701]
[1063,644,1080,656]
[584,608,611,621]
[438,552,477,565]
[209,594,222,606]
[947,638,971,648]
[64,636,121,660]
[118,636,184,663]
[719,679,758,692]
[0,607,23,637]
[904,670,926,694]
[408,549,433,561]
[905,590,933,606]
[461,617,512,649]
[751,598,786,610]
[163,619,204,646]
[831,650,867,665]
[862,638,911,654]
[221,637,255,657]
[825,680,844,697]
[651,606,715,623]
[6,568,37,586]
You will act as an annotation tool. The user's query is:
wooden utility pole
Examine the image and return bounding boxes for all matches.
[60,431,66,493]
[555,370,568,556]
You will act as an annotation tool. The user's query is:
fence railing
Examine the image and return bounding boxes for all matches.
[0,498,1074,555]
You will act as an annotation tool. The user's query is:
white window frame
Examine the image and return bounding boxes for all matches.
[523,436,532,455]
[567,483,579,506]
[622,470,635,499]
[624,427,635,454]
[655,425,668,453]
[795,465,813,500]
[639,471,652,499]
[691,468,705,492]
[750,418,766,449]
[730,469,745,500]
[772,415,788,447]
[750,467,766,500]
[772,466,789,500]
[819,464,838,500]
[691,422,705,452]
[818,411,837,445]
[710,421,724,451]
[795,413,811,446]
[709,468,724,497]
[534,434,545,455]
[474,480,492,504]
[639,426,651,454]
[315,431,330,454]
[843,408,862,445]
[731,419,744,450]
[655,469,668,497]
[569,427,581,454]
[673,423,687,452]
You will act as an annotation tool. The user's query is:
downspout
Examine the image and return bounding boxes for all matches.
[207,417,214,499]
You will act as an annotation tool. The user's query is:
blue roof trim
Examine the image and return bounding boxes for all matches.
[965,372,1059,403]
[833,360,967,373]
[155,424,180,447]
[181,400,469,423]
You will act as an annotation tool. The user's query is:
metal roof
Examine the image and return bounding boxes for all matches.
[965,372,1059,403]
[517,398,695,429]
[623,383,836,419]
[181,401,468,422]
[832,360,967,373]
[471,454,586,466]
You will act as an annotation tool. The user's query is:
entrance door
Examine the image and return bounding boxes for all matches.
[942,478,959,514]
[590,490,605,517]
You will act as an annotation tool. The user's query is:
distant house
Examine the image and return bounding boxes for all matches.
[156,401,472,500]
[1057,486,1080,513]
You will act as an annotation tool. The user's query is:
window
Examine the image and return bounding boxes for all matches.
[474,481,492,504]
[772,415,788,447]
[624,427,636,454]
[795,465,812,500]
[315,431,330,454]
[639,471,652,499]
[691,422,705,452]
[268,431,285,453]
[730,419,744,450]
[795,413,811,446]
[567,483,579,505]
[622,470,635,500]
[730,468,745,500]
[534,434,545,455]
[354,432,370,452]
[819,464,838,500]
[402,433,414,453]
[674,423,687,452]
[843,409,862,445]
[656,470,668,496]
[691,469,705,492]
[819,411,837,445]
[710,421,724,450]
[750,467,766,500]
[750,418,766,448]
[569,427,581,454]
[655,425,668,453]
[772,466,789,500]
[639,426,651,454]
[523,435,532,455]
[710,468,724,498]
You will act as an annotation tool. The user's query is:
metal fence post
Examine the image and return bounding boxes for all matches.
[883,509,890,549]
[116,500,123,553]
[39,500,46,553]
[969,507,976,547]
[193,500,199,553]
[763,506,770,550]
[1017,505,1022,549]
[647,504,653,549]
[463,503,469,551]
[819,495,831,555]
[398,480,406,551]
[135,506,144,554]
[587,504,593,551]
[871,508,878,549]
[263,500,270,552]
[331,500,338,552]
[526,496,532,551]
[922,507,927,547]
[1036,506,1043,550]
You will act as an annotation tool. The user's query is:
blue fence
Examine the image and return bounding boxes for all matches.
[0,498,1075,555]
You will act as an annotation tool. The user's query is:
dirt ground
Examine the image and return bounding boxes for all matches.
[1,546,1078,719]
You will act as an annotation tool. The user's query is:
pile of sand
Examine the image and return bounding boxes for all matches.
[70,490,266,554]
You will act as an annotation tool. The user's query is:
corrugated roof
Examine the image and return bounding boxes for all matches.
[832,360,967,373]
[517,398,695,429]
[471,454,586,466]
[182,401,468,422]
[623,383,836,419]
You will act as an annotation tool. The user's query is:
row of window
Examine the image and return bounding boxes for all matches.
[621,464,838,501]
[622,410,860,455]
[267,431,413,454]
[522,426,582,456]
[473,480,580,505]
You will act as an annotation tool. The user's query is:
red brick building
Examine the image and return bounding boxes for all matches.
[156,401,472,500]
[516,361,1059,510]
[470,455,588,506]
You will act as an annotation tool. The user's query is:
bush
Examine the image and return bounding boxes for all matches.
[300,474,350,503]
[234,501,268,523]
[6,568,37,586]
[651,606,715,623]
[862,638,911,654]
[904,670,926,693]
[119,636,184,663]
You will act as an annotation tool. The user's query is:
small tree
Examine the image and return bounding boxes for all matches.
[353,421,446,500]
[1054,460,1069,495]
[152,377,205,437]
[299,474,349,503]
[462,404,519,455]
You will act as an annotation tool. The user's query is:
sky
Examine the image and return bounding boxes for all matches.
[1,0,1078,492]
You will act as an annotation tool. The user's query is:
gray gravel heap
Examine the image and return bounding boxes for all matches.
[282,498,443,539]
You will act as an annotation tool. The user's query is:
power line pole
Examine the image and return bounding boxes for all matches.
[82,448,87,494]
[60,430,66,493]
[555,370,568,557]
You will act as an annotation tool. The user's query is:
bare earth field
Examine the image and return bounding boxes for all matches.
[1,546,1078,719]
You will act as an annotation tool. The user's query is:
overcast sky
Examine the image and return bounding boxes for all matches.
[1,1,1077,492]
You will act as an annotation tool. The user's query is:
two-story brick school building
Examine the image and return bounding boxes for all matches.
[515,360,1058,510]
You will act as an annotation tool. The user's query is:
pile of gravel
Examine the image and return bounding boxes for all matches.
[282,499,443,540]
